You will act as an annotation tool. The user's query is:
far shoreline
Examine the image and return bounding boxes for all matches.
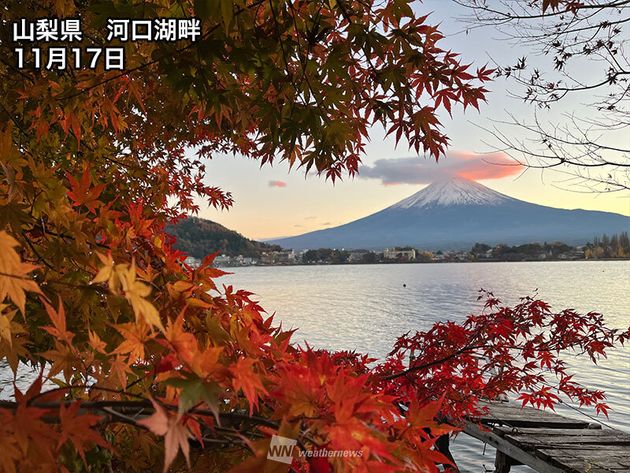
[216,257,630,269]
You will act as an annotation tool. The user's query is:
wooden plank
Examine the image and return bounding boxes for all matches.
[532,445,628,458]
[538,448,630,472]
[473,402,592,429]
[475,414,590,429]
[505,433,630,446]
[543,449,630,463]
[478,401,584,419]
[533,445,630,452]
[463,422,566,473]
[541,459,620,473]
[478,406,588,425]
[495,427,610,437]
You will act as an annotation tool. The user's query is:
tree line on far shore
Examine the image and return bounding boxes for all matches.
[584,232,630,259]
[296,233,630,265]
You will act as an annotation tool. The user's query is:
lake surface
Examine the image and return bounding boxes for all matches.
[220,261,629,472]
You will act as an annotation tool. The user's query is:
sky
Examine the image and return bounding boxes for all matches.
[196,0,630,240]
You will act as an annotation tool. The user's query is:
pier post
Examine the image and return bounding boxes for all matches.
[494,451,513,473]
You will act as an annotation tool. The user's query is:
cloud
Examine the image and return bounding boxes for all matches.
[268,180,287,188]
[359,151,522,185]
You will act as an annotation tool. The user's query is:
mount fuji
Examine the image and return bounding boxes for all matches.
[270,177,630,250]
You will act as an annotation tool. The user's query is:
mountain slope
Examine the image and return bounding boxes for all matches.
[270,177,630,250]
[166,217,281,259]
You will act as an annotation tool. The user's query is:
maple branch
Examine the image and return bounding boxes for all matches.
[0,398,280,428]
[454,0,630,21]
[21,231,56,271]
[381,343,487,381]
[26,384,149,405]
[0,270,32,281]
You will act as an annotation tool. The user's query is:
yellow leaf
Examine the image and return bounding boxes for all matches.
[0,231,42,313]
[113,322,152,362]
[129,293,163,331]
[92,252,114,284]
[118,262,164,331]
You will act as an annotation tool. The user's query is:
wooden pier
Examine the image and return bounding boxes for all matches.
[463,400,630,472]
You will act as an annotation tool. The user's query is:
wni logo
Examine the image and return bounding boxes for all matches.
[267,435,297,464]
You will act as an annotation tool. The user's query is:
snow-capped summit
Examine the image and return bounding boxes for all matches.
[390,177,512,209]
[270,178,630,250]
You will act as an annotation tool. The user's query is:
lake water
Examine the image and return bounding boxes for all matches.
[220,261,630,473]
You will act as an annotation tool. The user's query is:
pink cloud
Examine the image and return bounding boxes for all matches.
[359,151,522,185]
[268,180,287,188]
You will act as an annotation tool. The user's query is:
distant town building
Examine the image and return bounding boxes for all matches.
[184,256,201,268]
[261,250,296,265]
[432,252,446,262]
[383,248,416,261]
[213,255,231,267]
[348,251,370,263]
[236,256,255,265]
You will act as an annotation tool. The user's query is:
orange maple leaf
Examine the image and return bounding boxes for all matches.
[405,396,456,439]
[109,355,134,389]
[113,321,153,363]
[66,166,105,213]
[41,298,74,345]
[164,310,197,363]
[231,357,268,415]
[137,397,193,473]
[41,342,77,382]
[58,402,109,461]
[9,377,58,463]
[88,329,107,354]
[0,304,15,347]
